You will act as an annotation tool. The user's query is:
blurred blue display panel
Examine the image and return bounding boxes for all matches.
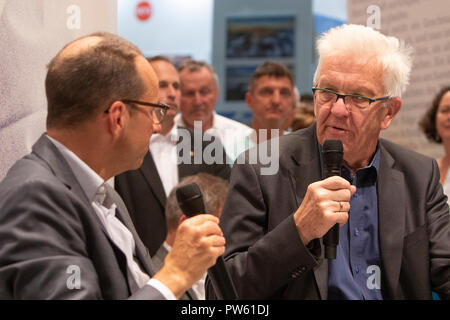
[314,14,345,36]
[226,16,295,58]
[225,65,257,101]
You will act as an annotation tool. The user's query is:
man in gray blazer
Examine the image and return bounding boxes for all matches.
[207,24,450,300]
[0,32,225,299]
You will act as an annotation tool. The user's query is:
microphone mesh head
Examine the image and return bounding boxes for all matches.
[323,139,343,153]
[322,140,343,177]
[176,182,205,217]
[176,182,202,203]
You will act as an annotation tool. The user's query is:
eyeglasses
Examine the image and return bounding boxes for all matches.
[312,87,390,110]
[104,99,170,124]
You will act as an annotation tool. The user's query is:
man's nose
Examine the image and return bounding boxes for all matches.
[330,95,350,117]
[167,85,176,99]
[271,90,281,105]
[152,121,161,134]
[193,91,202,104]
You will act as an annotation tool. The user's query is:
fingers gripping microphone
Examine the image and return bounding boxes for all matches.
[322,140,344,260]
[176,183,238,300]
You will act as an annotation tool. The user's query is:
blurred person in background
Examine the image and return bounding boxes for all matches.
[176,59,253,163]
[152,173,229,300]
[420,86,450,204]
[245,61,295,143]
[291,94,315,131]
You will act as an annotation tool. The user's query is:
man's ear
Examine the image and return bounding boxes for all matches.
[381,97,401,130]
[178,214,187,225]
[245,92,254,110]
[105,101,129,138]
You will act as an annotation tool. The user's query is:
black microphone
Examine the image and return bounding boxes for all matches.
[322,140,344,259]
[176,182,238,300]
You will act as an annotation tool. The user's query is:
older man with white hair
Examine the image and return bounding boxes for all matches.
[207,24,450,300]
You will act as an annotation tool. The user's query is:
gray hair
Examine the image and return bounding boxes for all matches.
[165,173,229,233]
[177,59,220,89]
[313,24,413,98]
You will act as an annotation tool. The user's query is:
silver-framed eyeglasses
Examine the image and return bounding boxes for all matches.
[312,87,390,110]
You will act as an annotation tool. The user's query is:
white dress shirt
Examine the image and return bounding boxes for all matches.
[47,135,175,300]
[174,112,254,164]
[149,125,179,197]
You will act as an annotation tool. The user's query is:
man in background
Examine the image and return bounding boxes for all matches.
[115,56,230,256]
[152,173,229,300]
[245,61,296,144]
[290,94,315,131]
[0,32,224,299]
[176,59,253,163]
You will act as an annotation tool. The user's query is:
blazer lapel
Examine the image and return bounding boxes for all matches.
[139,151,166,208]
[35,135,155,278]
[288,125,328,299]
[32,134,109,237]
[377,142,405,298]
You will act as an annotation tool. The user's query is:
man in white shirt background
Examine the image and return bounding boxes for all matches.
[175,59,254,164]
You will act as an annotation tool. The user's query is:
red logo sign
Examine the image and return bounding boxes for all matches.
[136,1,152,21]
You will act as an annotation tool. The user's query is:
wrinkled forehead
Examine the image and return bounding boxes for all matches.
[318,56,384,95]
[253,75,293,89]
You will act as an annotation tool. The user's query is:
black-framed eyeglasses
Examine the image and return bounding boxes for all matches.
[104,99,170,124]
[312,87,390,110]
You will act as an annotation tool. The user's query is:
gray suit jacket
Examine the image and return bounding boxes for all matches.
[0,134,165,299]
[208,124,450,300]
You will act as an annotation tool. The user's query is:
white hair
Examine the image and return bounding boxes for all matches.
[313,24,413,97]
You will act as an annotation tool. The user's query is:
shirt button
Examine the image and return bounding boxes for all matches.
[354,266,360,274]
[354,228,359,236]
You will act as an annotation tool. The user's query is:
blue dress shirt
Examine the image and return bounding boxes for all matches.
[326,147,384,300]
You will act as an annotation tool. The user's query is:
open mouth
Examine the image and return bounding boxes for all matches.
[327,125,347,134]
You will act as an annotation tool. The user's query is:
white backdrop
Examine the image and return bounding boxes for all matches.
[0,0,117,179]
[348,0,450,159]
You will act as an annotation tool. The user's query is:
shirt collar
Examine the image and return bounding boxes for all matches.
[317,140,380,182]
[174,112,217,131]
[46,135,105,202]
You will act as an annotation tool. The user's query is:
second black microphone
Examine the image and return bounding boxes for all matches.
[176,182,238,300]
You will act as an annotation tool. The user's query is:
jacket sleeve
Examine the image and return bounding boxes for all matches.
[206,160,320,299]
[427,159,450,299]
[0,180,104,299]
